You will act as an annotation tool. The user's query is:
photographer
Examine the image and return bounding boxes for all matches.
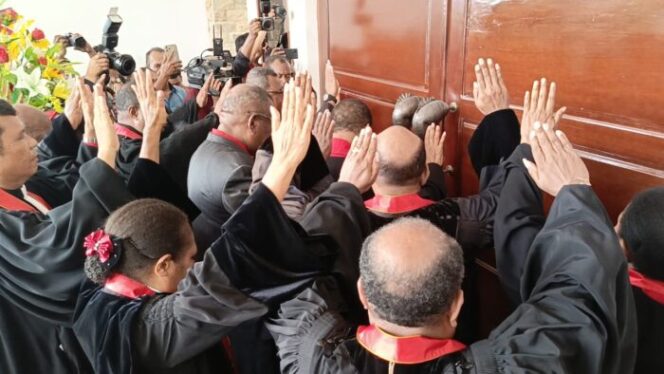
[146,47,186,113]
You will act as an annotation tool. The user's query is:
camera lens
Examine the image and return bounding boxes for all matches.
[111,54,136,76]
[262,18,274,31]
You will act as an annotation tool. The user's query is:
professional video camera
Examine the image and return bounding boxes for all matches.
[185,24,241,90]
[99,7,136,76]
[259,1,287,31]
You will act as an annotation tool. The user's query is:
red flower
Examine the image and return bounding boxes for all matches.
[0,8,18,25]
[31,28,45,41]
[84,229,115,263]
[38,56,47,65]
[0,47,8,64]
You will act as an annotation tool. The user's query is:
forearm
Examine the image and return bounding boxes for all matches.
[261,160,298,202]
[239,34,257,60]
[139,131,160,164]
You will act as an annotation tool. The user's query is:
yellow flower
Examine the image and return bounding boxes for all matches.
[52,80,69,100]
[42,66,62,79]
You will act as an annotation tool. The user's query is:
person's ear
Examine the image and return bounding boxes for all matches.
[447,290,464,329]
[357,279,369,310]
[153,253,174,278]
[420,164,430,186]
[248,115,258,133]
[128,105,140,119]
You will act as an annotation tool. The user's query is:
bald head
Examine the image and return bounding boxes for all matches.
[220,84,272,121]
[359,217,464,327]
[15,104,51,142]
[376,126,426,185]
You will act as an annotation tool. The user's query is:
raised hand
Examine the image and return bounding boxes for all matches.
[424,123,446,166]
[78,78,96,144]
[64,83,83,129]
[92,78,119,168]
[262,75,315,201]
[521,78,566,144]
[196,75,214,108]
[313,110,334,159]
[325,60,340,98]
[339,126,378,193]
[132,68,168,135]
[523,123,590,196]
[213,79,234,117]
[473,58,509,115]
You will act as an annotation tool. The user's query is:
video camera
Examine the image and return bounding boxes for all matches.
[259,1,287,32]
[99,7,136,76]
[185,24,240,90]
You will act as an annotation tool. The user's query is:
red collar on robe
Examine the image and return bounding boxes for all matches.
[629,268,664,305]
[211,128,252,155]
[364,193,435,214]
[115,123,143,140]
[356,325,466,364]
[0,188,51,213]
[104,273,156,299]
[330,138,352,158]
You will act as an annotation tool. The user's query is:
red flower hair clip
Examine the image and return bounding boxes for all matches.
[84,229,123,266]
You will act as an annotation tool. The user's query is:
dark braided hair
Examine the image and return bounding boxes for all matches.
[84,199,191,284]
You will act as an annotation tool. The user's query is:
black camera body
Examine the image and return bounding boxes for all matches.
[186,52,240,90]
[62,33,88,50]
[186,24,240,90]
[100,8,135,76]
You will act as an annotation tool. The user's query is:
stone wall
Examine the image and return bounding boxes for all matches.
[205,0,249,53]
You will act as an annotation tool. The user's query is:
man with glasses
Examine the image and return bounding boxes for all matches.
[264,55,295,85]
[146,47,186,113]
[187,84,273,251]
[246,67,284,111]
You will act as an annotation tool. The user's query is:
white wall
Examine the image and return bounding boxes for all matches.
[285,0,322,94]
[11,0,209,74]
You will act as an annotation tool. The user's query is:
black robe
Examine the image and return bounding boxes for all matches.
[266,149,637,373]
[213,181,372,373]
[632,285,664,373]
[73,250,266,374]
[0,159,133,374]
[115,112,219,191]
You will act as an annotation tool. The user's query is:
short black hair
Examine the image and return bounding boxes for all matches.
[378,142,426,185]
[620,186,664,280]
[0,99,16,116]
[0,99,17,154]
[235,33,248,54]
[331,99,372,134]
[360,217,464,327]
[145,47,165,67]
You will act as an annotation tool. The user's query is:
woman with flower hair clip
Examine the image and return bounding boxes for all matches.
[72,70,382,373]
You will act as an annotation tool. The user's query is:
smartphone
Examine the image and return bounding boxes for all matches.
[284,48,298,60]
[164,44,180,62]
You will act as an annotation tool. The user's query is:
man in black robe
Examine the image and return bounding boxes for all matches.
[266,124,637,373]
[187,84,274,251]
[111,82,220,190]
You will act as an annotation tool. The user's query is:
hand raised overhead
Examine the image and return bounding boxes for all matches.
[339,126,378,193]
[313,110,334,159]
[91,78,119,168]
[473,58,509,115]
[131,68,167,136]
[64,83,83,129]
[424,123,446,166]
[521,78,566,144]
[523,123,590,196]
[262,73,315,201]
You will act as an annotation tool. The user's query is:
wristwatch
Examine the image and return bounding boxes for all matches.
[323,93,338,104]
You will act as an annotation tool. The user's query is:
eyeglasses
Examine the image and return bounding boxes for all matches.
[219,110,271,121]
[276,73,295,81]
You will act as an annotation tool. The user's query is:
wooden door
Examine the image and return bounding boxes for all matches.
[322,0,664,337]
[321,0,460,194]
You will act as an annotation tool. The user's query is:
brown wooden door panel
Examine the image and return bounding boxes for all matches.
[448,0,664,222]
[325,0,447,130]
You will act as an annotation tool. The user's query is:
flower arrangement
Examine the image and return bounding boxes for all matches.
[0,2,77,113]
